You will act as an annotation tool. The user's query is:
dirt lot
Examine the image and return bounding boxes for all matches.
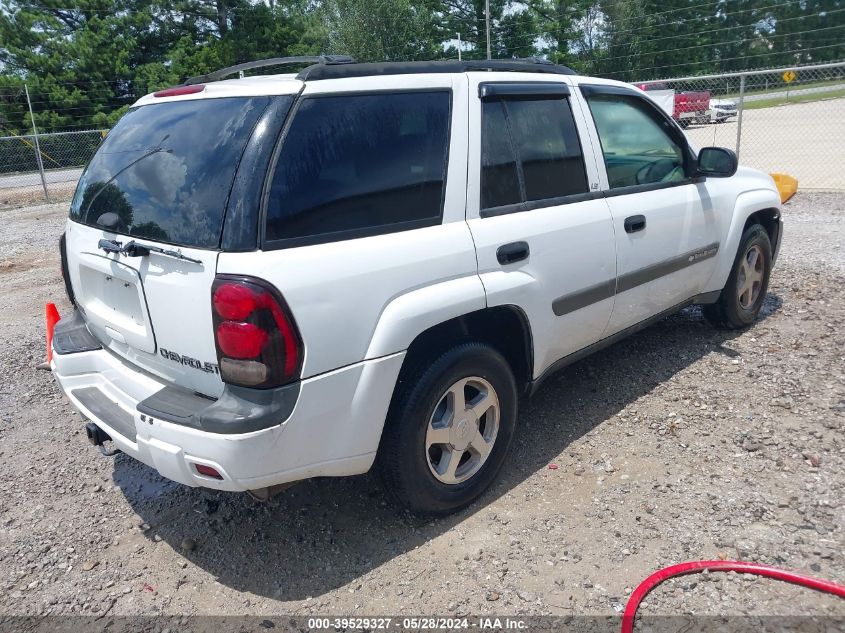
[0,193,842,623]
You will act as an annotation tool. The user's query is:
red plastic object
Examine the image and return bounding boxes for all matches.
[194,464,223,480]
[153,84,205,98]
[622,560,845,633]
[216,321,269,359]
[213,282,258,321]
[45,303,60,364]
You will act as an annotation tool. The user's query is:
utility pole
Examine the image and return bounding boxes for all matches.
[25,83,49,202]
[457,32,462,61]
[485,0,491,60]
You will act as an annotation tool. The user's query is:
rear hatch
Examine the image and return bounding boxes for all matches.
[64,93,275,397]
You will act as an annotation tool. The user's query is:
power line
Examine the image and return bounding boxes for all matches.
[488,0,802,36]
[0,78,166,89]
[502,6,844,50]
[559,25,845,66]
[475,0,760,25]
[352,3,840,58]
[605,42,845,76]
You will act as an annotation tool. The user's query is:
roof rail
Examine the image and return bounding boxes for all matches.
[182,55,355,86]
[296,59,576,81]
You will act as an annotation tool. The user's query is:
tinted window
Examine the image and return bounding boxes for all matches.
[586,95,686,189]
[70,97,272,249]
[266,92,450,243]
[481,96,589,210]
[506,99,589,201]
[481,101,520,209]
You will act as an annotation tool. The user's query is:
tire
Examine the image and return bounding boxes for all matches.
[378,342,518,515]
[703,224,772,329]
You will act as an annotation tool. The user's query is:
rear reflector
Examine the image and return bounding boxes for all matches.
[194,464,223,480]
[153,84,205,98]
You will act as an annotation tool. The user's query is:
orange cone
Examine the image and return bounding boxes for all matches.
[45,303,60,365]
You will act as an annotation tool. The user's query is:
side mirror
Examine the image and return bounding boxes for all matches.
[697,147,738,178]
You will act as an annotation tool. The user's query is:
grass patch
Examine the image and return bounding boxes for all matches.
[720,78,845,99]
[742,88,845,110]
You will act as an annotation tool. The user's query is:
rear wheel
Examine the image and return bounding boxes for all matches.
[378,343,518,515]
[704,224,772,329]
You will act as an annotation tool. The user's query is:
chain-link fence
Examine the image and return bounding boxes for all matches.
[636,61,845,190]
[0,129,106,206]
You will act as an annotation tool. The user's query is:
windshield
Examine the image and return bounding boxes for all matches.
[70,96,271,249]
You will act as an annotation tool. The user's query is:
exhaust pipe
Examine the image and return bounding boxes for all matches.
[85,422,120,456]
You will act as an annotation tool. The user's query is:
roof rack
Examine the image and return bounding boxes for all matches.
[182,55,356,86]
[296,59,576,81]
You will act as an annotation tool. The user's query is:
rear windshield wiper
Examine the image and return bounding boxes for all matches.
[98,238,202,265]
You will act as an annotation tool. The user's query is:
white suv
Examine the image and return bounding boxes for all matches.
[52,57,783,514]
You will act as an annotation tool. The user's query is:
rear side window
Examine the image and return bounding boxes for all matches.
[265,91,450,245]
[70,97,273,249]
[480,101,520,209]
[481,96,588,211]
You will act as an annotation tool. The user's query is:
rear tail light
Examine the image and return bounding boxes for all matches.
[211,275,303,388]
[216,322,268,359]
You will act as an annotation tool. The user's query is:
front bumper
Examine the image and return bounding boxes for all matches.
[51,318,405,491]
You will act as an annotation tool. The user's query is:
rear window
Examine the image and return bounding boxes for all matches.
[70,96,272,249]
[265,91,450,246]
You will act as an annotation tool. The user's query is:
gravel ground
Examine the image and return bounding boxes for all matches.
[0,193,842,623]
[0,182,76,210]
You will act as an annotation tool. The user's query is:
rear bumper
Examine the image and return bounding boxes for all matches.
[51,326,405,491]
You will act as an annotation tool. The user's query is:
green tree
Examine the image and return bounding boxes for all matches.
[319,0,442,61]
[524,0,594,66]
[436,0,541,60]
[0,0,313,133]
[2,0,842,138]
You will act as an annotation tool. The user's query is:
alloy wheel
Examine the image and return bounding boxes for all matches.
[736,244,765,309]
[425,376,500,485]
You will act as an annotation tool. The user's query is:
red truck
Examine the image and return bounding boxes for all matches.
[633,82,711,127]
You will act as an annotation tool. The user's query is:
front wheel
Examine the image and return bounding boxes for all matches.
[378,343,518,515]
[704,224,773,329]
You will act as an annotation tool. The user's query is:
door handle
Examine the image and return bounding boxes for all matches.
[624,215,647,233]
[496,241,529,265]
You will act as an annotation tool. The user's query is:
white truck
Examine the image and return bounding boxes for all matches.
[51,57,783,515]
